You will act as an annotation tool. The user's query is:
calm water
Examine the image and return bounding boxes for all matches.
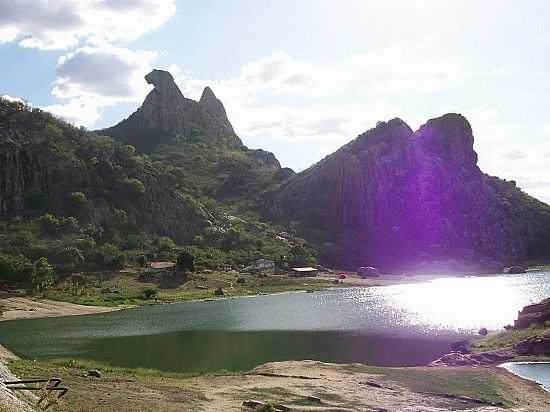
[501,362,550,391]
[1,272,549,372]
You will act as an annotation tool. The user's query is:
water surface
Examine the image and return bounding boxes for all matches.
[501,362,550,391]
[1,272,549,372]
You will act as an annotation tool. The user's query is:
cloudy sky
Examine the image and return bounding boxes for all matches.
[1,0,549,202]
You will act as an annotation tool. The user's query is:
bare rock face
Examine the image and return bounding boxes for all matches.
[199,86,234,132]
[101,70,242,151]
[265,114,550,271]
[515,298,550,329]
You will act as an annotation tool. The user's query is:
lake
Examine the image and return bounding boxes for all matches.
[1,271,549,373]
[501,362,550,391]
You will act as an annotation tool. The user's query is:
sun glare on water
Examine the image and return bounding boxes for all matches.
[354,273,550,332]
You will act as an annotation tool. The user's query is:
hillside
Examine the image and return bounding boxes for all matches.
[264,114,550,271]
[99,69,293,203]
[0,95,305,285]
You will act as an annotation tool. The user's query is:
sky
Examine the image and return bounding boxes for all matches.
[1,0,549,202]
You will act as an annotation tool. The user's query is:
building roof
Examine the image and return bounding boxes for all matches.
[150,261,176,269]
[291,267,318,272]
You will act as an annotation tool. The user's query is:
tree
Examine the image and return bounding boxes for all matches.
[38,213,60,235]
[288,245,315,267]
[56,247,85,271]
[177,250,195,273]
[99,243,126,268]
[66,191,88,216]
[142,288,158,300]
[32,258,54,291]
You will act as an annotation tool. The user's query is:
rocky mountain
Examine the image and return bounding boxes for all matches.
[265,114,550,271]
[100,69,241,152]
[99,70,290,200]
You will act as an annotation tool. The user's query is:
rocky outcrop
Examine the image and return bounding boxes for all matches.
[515,298,550,329]
[100,69,242,151]
[430,349,515,367]
[515,335,550,356]
[265,114,550,271]
[199,86,234,132]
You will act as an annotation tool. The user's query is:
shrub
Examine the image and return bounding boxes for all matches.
[122,177,145,196]
[99,243,126,268]
[32,257,55,291]
[177,250,195,273]
[38,213,60,235]
[142,288,158,300]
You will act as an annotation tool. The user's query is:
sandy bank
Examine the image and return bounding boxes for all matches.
[0,296,119,322]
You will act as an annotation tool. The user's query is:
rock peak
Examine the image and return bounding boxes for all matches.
[144,69,183,99]
[416,113,478,166]
[199,86,233,131]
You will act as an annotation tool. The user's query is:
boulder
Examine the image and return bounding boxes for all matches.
[504,265,528,274]
[214,287,225,296]
[514,297,550,329]
[88,369,101,378]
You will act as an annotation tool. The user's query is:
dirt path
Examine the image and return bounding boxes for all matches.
[0,297,118,322]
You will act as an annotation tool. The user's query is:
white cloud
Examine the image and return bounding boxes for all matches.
[46,43,157,127]
[0,0,176,50]
[44,96,103,127]
[501,149,527,160]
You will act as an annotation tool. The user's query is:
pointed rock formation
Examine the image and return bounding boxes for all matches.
[265,114,550,271]
[199,86,234,132]
[99,70,242,151]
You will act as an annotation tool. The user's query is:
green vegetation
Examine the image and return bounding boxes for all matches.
[42,270,338,307]
[0,98,317,299]
[471,322,550,353]
[344,364,513,407]
[0,253,54,291]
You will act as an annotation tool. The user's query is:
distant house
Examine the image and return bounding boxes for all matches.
[248,258,275,273]
[250,259,275,272]
[145,261,176,275]
[290,267,318,277]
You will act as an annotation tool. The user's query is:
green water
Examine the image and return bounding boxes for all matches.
[1,272,549,373]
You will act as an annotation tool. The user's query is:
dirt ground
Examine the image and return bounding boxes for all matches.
[4,358,549,412]
[0,296,118,322]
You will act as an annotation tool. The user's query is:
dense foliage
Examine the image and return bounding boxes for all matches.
[0,98,315,289]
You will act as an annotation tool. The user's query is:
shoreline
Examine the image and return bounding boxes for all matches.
[2,268,549,323]
[0,295,121,322]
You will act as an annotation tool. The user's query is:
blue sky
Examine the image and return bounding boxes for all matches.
[1,0,549,202]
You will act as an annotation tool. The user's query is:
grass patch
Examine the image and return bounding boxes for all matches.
[343,365,513,407]
[471,322,550,353]
[42,270,339,307]
[7,358,223,412]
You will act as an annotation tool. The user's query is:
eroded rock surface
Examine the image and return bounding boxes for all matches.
[265,114,550,270]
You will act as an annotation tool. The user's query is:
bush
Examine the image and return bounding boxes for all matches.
[122,177,145,196]
[32,257,54,291]
[99,243,126,268]
[0,254,54,291]
[177,250,195,273]
[60,216,80,234]
[142,288,158,300]
[55,246,85,271]
[38,213,61,235]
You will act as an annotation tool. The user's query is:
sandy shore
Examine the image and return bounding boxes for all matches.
[0,296,119,322]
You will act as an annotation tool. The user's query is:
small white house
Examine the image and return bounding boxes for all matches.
[250,258,275,272]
